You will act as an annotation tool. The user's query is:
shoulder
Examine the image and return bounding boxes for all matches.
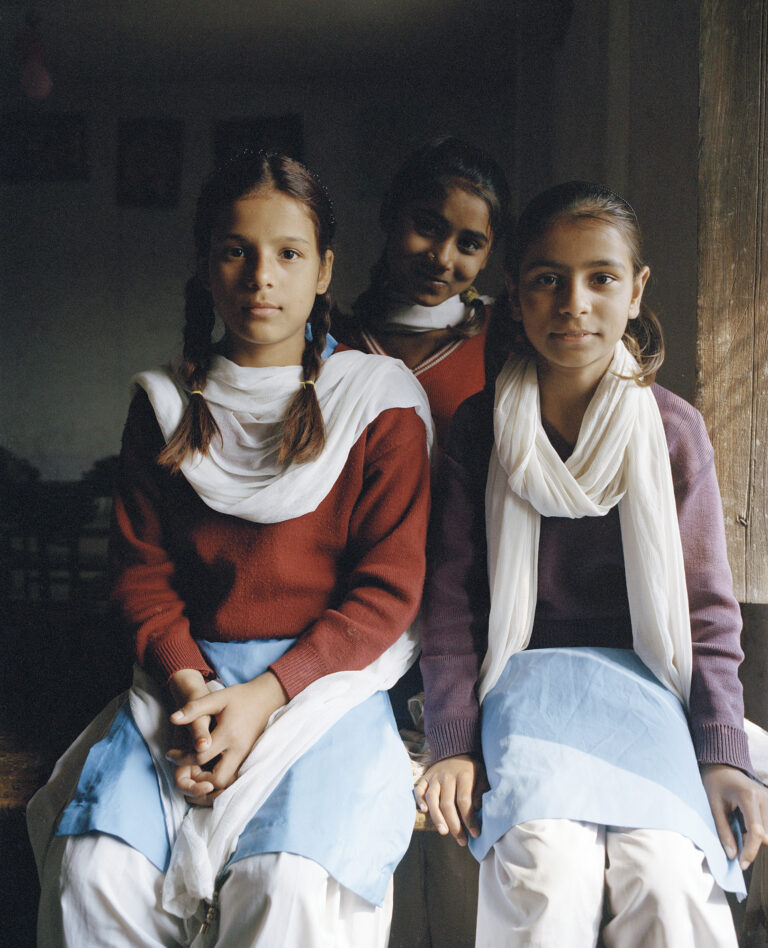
[321,348,433,449]
[652,383,714,482]
[364,406,429,459]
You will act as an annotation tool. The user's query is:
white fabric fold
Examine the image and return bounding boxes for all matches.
[480,342,692,705]
[133,349,433,524]
[380,294,489,333]
[123,629,420,918]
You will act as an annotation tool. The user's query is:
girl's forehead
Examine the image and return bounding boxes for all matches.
[405,181,492,230]
[211,189,317,234]
[523,215,632,263]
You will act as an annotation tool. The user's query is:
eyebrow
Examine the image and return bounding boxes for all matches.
[523,257,627,271]
[218,232,312,245]
[411,207,490,246]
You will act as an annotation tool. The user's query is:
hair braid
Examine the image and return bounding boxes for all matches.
[156,275,221,472]
[277,294,330,465]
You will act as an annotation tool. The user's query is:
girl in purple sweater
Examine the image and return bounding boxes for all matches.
[414,181,768,946]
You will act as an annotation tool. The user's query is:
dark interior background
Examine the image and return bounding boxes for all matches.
[0,0,699,481]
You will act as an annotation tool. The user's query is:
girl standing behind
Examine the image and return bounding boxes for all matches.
[28,151,433,947]
[335,138,510,947]
[334,137,510,448]
[416,181,768,946]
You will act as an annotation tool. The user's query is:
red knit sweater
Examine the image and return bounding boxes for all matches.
[110,392,430,700]
[336,321,488,449]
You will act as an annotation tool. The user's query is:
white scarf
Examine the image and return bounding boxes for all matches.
[133,349,433,523]
[380,294,486,333]
[480,342,692,706]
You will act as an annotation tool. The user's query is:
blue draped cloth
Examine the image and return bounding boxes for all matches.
[57,638,415,905]
[469,647,745,896]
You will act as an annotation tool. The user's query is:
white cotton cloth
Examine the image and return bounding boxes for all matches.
[480,342,692,705]
[379,294,488,333]
[476,820,737,948]
[133,349,433,524]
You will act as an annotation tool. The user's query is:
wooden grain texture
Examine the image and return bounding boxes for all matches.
[698,0,768,602]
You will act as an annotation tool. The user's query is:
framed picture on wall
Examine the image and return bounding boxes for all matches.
[214,115,303,165]
[0,113,88,181]
[116,118,184,208]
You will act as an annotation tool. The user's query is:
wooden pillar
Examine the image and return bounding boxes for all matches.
[697,0,768,603]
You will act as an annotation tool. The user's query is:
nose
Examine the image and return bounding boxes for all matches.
[244,252,274,287]
[428,240,454,272]
[558,278,589,317]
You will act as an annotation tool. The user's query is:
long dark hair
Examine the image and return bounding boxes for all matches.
[351,137,511,339]
[157,150,335,472]
[488,180,663,386]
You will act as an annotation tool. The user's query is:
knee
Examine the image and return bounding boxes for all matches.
[607,829,721,920]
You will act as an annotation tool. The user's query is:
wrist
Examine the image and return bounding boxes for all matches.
[252,670,289,713]
[170,667,208,706]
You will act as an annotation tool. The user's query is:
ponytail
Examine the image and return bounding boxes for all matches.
[277,293,330,465]
[622,302,665,386]
[156,275,221,472]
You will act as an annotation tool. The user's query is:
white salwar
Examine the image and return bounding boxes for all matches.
[476,821,737,948]
[29,350,433,947]
[39,836,393,948]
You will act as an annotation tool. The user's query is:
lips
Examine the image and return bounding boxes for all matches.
[242,301,280,314]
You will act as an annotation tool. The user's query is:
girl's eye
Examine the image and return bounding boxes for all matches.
[410,214,441,237]
[281,249,301,261]
[534,273,560,287]
[223,246,244,258]
[458,238,481,254]
[593,273,616,285]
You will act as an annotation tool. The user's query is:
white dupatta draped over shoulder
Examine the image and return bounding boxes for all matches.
[480,342,692,706]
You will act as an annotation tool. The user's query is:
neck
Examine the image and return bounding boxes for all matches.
[537,360,607,444]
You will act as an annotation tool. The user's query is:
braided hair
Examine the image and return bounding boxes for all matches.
[158,150,335,472]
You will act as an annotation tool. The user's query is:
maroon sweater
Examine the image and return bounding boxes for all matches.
[421,384,752,774]
[110,392,430,700]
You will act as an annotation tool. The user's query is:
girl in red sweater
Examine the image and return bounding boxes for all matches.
[415,181,768,946]
[28,151,432,947]
[334,137,511,448]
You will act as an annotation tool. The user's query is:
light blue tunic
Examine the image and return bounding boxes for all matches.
[56,639,415,905]
[469,647,745,896]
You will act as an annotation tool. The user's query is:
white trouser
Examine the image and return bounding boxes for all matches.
[476,819,737,948]
[38,833,393,948]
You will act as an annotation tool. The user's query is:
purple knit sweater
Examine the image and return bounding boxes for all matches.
[421,383,752,775]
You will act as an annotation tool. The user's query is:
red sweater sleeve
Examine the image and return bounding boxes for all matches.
[270,406,430,698]
[109,393,214,683]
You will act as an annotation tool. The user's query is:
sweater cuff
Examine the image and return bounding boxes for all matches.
[426,717,482,764]
[147,636,214,685]
[270,639,328,701]
[693,722,754,775]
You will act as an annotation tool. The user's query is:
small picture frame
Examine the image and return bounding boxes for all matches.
[0,112,88,181]
[116,118,184,208]
[214,115,303,165]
